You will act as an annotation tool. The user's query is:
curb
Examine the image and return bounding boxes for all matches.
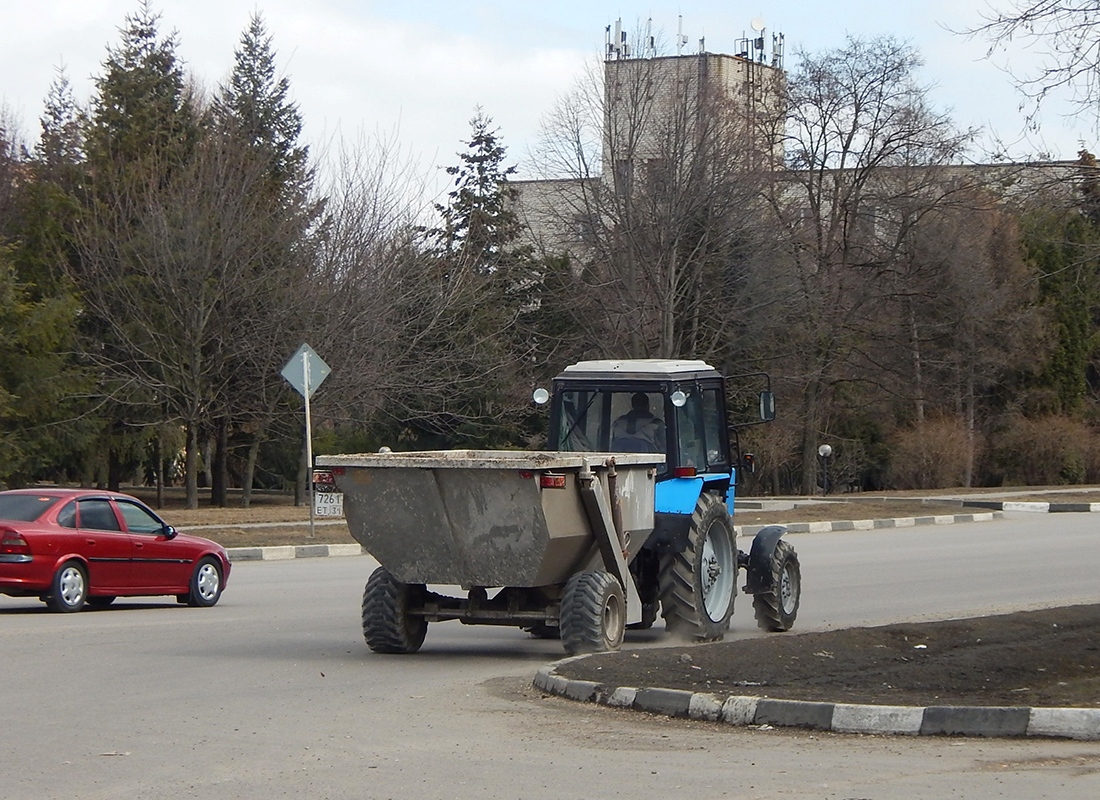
[962,500,1100,513]
[219,503,1089,560]
[220,512,1006,561]
[533,658,1100,740]
[734,510,1002,536]
[225,543,363,562]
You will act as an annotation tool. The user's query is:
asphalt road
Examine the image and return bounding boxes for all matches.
[3,511,1100,799]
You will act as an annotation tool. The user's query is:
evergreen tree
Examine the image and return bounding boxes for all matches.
[395,111,532,446]
[35,67,84,178]
[205,12,319,506]
[74,2,206,500]
[84,0,197,171]
[211,13,308,187]
[430,108,526,272]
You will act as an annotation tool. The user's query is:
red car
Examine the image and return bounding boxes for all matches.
[0,488,231,612]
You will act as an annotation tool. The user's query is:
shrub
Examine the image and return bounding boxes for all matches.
[989,415,1100,485]
[886,417,976,489]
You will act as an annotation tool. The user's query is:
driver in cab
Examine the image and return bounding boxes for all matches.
[611,393,665,453]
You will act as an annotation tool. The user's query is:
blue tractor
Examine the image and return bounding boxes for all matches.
[540,359,800,638]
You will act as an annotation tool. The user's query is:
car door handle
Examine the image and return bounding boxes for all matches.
[86,539,96,545]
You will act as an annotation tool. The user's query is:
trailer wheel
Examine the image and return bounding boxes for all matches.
[752,540,801,632]
[362,567,428,654]
[659,493,737,640]
[560,570,625,655]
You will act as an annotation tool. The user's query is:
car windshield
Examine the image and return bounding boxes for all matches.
[0,494,62,522]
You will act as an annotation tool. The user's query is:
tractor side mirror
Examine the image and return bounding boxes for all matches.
[759,390,776,422]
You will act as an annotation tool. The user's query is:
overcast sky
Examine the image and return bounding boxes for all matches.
[0,1,1093,200]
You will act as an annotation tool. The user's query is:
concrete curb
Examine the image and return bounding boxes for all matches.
[225,543,363,562]
[962,500,1100,513]
[219,501,1090,560]
[734,510,1002,536]
[532,659,1100,740]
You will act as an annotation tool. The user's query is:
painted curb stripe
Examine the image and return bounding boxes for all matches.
[532,662,1100,740]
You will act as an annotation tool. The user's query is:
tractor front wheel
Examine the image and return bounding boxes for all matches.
[752,540,801,632]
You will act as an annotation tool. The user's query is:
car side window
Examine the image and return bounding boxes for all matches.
[117,501,166,535]
[78,499,121,531]
[57,501,77,528]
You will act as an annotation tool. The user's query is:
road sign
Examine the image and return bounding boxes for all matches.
[281,344,332,538]
[281,343,331,399]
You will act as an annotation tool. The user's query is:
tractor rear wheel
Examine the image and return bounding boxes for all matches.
[659,493,737,640]
[362,567,428,654]
[560,570,625,655]
[752,540,801,632]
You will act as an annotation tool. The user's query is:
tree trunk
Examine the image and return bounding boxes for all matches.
[241,431,263,509]
[107,446,122,492]
[295,434,309,507]
[185,422,199,509]
[799,380,821,496]
[155,432,164,509]
[211,417,228,507]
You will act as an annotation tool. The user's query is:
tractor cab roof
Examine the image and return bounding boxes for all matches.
[554,359,722,384]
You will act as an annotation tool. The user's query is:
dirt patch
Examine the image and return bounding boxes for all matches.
[560,604,1100,708]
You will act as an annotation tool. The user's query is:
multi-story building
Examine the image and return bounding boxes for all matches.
[513,19,787,258]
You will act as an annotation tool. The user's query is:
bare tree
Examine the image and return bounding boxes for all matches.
[528,30,782,362]
[760,36,978,493]
[76,128,306,507]
[969,1,1100,125]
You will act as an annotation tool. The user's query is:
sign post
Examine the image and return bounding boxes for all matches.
[281,344,332,538]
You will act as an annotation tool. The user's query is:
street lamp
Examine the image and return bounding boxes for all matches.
[817,444,833,495]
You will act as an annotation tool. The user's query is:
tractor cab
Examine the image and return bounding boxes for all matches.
[542,359,770,483]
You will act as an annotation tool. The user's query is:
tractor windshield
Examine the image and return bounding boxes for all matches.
[553,384,730,475]
[554,389,667,459]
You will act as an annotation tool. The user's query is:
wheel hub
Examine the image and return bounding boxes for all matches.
[59,567,84,606]
[700,525,735,621]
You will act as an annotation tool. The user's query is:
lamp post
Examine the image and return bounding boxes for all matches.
[817,443,833,496]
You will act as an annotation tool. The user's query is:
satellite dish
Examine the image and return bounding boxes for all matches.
[750,17,765,32]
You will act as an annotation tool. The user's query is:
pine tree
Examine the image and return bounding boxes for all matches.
[35,67,84,177]
[85,0,196,170]
[211,13,308,187]
[430,109,525,273]
[206,12,319,506]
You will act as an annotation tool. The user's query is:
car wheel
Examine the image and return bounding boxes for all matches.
[186,557,223,607]
[45,561,87,613]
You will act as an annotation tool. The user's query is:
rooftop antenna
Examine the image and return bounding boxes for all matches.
[676,15,688,56]
[606,18,628,60]
[644,17,656,58]
[750,16,765,63]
